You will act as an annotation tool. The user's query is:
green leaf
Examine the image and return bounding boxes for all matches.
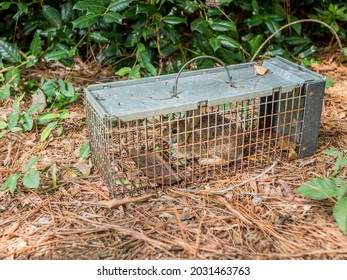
[39,113,60,120]
[72,14,99,29]
[209,19,237,32]
[90,31,109,43]
[209,38,221,52]
[137,43,157,76]
[0,120,8,129]
[73,0,105,14]
[333,197,347,235]
[103,11,123,24]
[0,39,22,63]
[61,2,74,23]
[5,68,21,87]
[191,18,209,34]
[129,65,141,79]
[163,16,187,25]
[41,126,53,142]
[324,77,335,89]
[0,129,8,138]
[284,36,310,46]
[23,156,41,173]
[245,15,263,27]
[28,103,44,114]
[115,67,132,76]
[22,170,40,189]
[58,79,75,97]
[80,141,91,158]
[44,50,69,62]
[216,35,242,49]
[331,177,347,201]
[1,174,21,194]
[7,111,19,130]
[0,2,12,10]
[296,177,339,200]
[108,0,133,12]
[248,34,264,56]
[265,19,281,37]
[323,149,343,157]
[0,84,11,99]
[30,33,43,56]
[21,112,34,132]
[42,5,63,29]
[59,111,71,119]
[252,0,259,13]
[10,127,23,132]
[135,4,157,16]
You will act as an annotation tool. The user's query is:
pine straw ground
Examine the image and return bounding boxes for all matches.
[1,50,347,260]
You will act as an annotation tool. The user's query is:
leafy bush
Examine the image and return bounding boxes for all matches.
[296,150,347,235]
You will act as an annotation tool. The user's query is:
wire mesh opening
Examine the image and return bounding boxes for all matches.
[86,86,306,196]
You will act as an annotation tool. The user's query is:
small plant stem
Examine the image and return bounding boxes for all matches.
[251,19,343,61]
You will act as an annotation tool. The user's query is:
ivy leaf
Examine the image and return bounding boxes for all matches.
[0,39,22,63]
[23,156,41,173]
[30,33,43,56]
[333,197,347,235]
[103,11,123,24]
[23,169,40,189]
[295,178,339,200]
[1,174,21,194]
[72,13,99,29]
[42,5,63,29]
[108,0,133,12]
[80,141,91,159]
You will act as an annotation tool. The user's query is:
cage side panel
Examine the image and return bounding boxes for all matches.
[298,80,326,158]
[85,97,114,189]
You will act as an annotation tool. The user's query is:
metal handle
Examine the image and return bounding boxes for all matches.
[171,55,233,97]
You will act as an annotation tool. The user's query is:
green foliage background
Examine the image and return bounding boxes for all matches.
[0,0,346,76]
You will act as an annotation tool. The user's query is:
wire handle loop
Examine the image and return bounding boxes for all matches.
[171,55,233,97]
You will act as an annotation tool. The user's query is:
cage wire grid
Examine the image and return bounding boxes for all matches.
[85,86,307,196]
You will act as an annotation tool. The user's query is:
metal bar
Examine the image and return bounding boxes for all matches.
[298,80,326,157]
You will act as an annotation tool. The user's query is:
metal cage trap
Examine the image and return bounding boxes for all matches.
[85,56,325,196]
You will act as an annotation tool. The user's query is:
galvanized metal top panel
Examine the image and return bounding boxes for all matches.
[85,56,324,121]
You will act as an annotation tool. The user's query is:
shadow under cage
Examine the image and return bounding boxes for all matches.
[85,56,325,196]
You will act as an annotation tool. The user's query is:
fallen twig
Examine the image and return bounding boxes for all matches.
[93,193,156,209]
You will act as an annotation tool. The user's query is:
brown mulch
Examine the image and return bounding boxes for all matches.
[0,50,347,260]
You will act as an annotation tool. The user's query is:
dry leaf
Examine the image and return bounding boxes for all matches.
[74,158,92,176]
[31,89,47,114]
[254,64,268,75]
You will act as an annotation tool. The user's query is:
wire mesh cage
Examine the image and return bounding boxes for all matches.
[85,56,325,196]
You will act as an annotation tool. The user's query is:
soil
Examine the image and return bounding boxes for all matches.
[0,48,346,260]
